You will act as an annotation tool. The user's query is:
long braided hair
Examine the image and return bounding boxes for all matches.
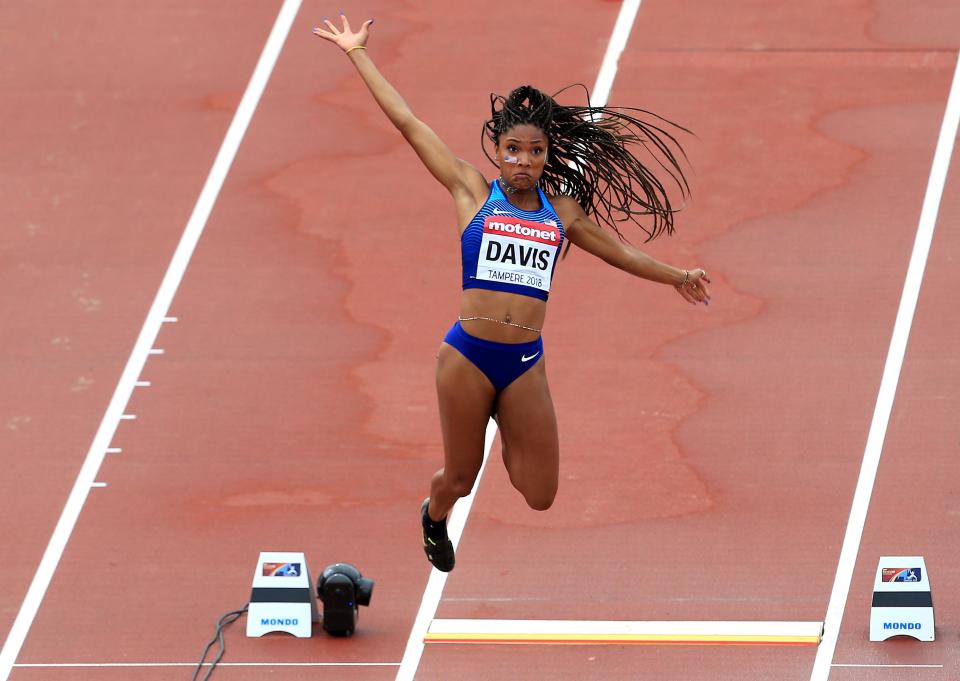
[482,84,692,243]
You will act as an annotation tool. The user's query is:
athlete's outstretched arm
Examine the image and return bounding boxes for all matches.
[313,15,485,200]
[553,196,711,305]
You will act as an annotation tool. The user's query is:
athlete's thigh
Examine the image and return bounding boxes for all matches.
[436,342,497,479]
[495,359,559,479]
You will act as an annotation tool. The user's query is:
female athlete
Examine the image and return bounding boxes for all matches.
[314,14,711,572]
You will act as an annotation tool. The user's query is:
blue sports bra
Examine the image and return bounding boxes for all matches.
[461,181,565,302]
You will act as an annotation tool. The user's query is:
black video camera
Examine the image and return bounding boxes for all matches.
[317,563,374,636]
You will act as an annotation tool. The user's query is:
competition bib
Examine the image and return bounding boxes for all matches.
[476,216,561,292]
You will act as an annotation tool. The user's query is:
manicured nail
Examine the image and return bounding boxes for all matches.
[370,18,375,24]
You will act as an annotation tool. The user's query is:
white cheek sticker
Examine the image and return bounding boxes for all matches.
[502,155,519,164]
[476,216,561,292]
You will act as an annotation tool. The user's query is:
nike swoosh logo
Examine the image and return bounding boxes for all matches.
[492,208,512,215]
[521,352,540,363]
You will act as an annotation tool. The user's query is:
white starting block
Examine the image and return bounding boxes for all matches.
[246,551,319,638]
[869,556,934,642]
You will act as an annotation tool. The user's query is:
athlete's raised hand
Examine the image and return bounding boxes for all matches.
[312,13,374,53]
[675,268,711,305]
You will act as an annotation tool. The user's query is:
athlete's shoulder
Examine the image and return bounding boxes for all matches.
[546,194,576,207]
[545,194,586,223]
[456,161,493,203]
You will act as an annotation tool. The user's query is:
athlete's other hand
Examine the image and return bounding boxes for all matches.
[676,268,711,306]
[312,13,373,53]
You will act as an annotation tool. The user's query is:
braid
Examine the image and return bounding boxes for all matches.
[482,84,692,242]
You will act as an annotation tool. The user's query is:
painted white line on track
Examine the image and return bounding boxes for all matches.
[393,3,642,679]
[395,420,497,681]
[0,2,303,679]
[135,380,151,387]
[426,619,823,644]
[592,0,642,108]
[809,51,960,681]
[148,348,165,355]
[163,316,178,323]
[831,664,943,669]
[15,662,399,668]
[105,448,122,454]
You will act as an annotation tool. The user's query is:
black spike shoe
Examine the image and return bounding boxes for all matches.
[421,498,455,572]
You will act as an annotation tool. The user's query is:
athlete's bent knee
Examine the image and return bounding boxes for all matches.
[446,473,478,499]
[523,489,556,512]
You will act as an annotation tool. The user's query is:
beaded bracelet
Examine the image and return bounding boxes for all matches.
[345,45,367,54]
[675,269,689,290]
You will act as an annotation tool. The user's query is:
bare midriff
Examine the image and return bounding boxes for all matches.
[459,289,546,343]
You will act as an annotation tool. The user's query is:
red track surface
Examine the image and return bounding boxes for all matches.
[2,1,959,680]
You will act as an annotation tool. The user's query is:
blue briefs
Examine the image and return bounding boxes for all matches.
[443,321,543,392]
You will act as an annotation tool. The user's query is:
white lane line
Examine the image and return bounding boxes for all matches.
[426,619,823,644]
[135,381,151,387]
[392,3,643,679]
[809,52,960,681]
[105,448,121,454]
[592,0,642,108]
[15,662,399,668]
[163,316,178,323]
[148,348,165,355]
[832,664,944,669]
[395,420,497,681]
[0,2,303,679]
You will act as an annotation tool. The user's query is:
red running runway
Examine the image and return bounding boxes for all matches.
[2,1,959,679]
